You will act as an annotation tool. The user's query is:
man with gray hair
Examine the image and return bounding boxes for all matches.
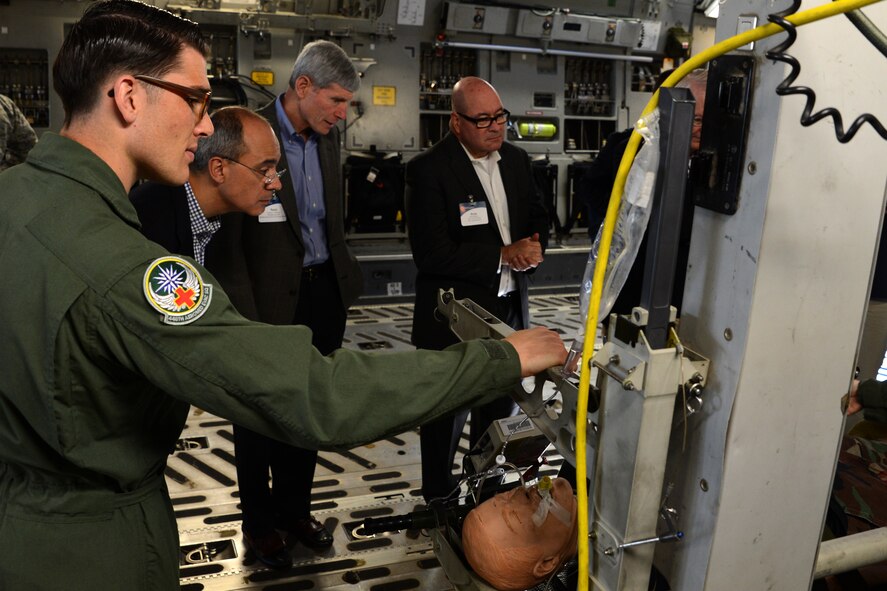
[206,39,363,568]
[130,105,284,264]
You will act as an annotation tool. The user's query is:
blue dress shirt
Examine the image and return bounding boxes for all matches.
[275,97,329,266]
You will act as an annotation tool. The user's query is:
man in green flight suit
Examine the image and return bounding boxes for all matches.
[0,2,567,589]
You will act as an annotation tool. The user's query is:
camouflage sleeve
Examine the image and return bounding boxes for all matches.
[0,95,38,171]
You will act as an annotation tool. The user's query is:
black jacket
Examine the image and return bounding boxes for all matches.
[405,132,549,348]
[130,182,197,258]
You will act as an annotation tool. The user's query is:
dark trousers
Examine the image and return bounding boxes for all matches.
[236,262,346,536]
[419,292,521,501]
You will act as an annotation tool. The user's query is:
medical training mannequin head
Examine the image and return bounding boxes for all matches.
[461,477,578,591]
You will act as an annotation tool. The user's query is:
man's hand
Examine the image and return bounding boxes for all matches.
[504,327,567,377]
[502,233,543,272]
[846,379,863,415]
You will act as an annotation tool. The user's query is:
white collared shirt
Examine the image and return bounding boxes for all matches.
[461,144,516,296]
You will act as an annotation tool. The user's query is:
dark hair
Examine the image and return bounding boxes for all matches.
[191,107,270,172]
[53,0,207,125]
[288,40,359,93]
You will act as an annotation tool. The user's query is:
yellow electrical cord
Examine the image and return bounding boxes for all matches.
[574,0,884,588]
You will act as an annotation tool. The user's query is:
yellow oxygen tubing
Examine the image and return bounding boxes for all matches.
[573,0,884,588]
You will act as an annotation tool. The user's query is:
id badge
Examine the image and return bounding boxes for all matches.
[258,195,287,223]
[460,200,489,227]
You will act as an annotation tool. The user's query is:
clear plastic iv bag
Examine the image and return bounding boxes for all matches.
[564,110,661,375]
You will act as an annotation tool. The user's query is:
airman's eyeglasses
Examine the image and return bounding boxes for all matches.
[457,109,510,129]
[135,75,212,122]
[221,157,287,186]
[108,75,212,122]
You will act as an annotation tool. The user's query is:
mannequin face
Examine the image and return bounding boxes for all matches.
[462,478,578,591]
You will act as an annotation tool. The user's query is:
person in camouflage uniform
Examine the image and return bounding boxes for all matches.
[832,378,887,535]
[0,94,38,172]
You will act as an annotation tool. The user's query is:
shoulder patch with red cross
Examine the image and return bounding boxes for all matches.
[143,256,213,325]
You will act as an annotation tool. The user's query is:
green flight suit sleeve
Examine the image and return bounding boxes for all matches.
[94,257,522,451]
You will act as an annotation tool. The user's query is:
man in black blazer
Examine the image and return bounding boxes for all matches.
[205,40,363,568]
[405,76,549,502]
[130,106,284,265]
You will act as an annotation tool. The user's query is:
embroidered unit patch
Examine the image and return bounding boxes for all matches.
[143,256,213,325]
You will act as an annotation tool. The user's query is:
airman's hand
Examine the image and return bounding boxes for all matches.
[504,326,566,377]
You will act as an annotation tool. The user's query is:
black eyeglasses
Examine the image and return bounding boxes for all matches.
[221,157,287,186]
[132,75,212,122]
[457,109,510,129]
